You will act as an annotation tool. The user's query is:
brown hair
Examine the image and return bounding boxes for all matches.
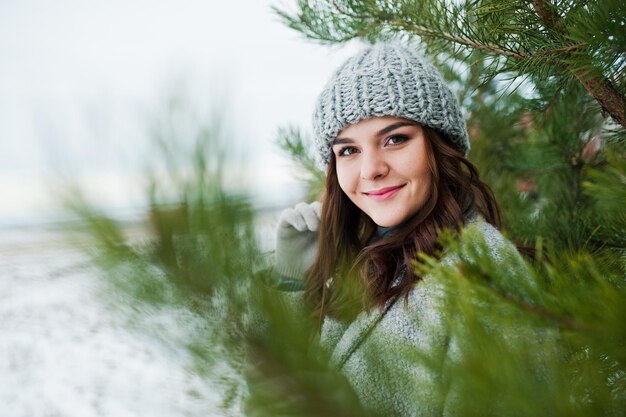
[305,125,501,323]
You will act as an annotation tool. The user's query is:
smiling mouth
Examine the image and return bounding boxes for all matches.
[364,185,405,201]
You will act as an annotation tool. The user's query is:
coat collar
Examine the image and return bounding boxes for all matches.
[327,215,484,369]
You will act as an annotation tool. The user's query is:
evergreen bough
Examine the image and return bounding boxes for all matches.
[68,1,625,416]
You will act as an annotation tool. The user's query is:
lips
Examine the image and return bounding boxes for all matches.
[364,184,405,201]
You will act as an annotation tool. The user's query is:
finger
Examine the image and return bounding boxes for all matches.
[296,202,320,232]
[278,207,307,232]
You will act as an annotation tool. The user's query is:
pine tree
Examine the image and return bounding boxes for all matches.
[276,0,626,252]
[270,0,626,415]
[68,1,626,416]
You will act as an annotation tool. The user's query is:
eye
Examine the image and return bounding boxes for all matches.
[386,134,409,146]
[337,146,358,157]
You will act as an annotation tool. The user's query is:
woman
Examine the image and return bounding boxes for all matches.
[273,43,522,416]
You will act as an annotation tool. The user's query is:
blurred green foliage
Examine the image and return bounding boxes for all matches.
[65,0,626,415]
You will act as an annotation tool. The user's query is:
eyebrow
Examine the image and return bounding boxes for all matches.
[332,121,416,145]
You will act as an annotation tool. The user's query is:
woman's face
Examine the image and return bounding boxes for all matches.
[332,116,433,228]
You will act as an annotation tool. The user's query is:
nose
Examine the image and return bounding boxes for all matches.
[360,149,389,180]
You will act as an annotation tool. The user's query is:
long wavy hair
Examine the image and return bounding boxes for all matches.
[305,125,501,323]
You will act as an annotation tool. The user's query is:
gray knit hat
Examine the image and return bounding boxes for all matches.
[313,43,470,165]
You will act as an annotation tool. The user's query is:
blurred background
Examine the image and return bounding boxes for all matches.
[3,1,624,416]
[0,0,360,229]
[0,1,356,415]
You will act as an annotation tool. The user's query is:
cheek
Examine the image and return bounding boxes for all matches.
[398,149,431,188]
[336,164,358,194]
[416,169,434,204]
[412,166,433,194]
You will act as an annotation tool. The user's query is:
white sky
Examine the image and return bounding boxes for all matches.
[0,0,361,226]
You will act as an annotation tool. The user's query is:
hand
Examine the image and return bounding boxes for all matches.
[275,201,322,280]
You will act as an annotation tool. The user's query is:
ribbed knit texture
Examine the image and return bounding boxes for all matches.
[313,43,470,166]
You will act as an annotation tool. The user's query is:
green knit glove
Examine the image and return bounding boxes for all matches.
[275,201,321,280]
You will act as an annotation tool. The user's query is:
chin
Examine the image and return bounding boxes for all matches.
[370,215,405,228]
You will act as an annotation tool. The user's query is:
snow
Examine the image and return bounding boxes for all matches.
[0,228,227,417]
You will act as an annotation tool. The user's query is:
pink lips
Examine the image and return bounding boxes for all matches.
[364,185,405,201]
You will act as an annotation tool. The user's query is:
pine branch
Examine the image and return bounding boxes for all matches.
[532,0,563,33]
[388,18,526,59]
[277,0,626,128]
[534,43,585,56]
[275,126,325,201]
[533,0,626,128]
[458,262,583,331]
[393,23,580,62]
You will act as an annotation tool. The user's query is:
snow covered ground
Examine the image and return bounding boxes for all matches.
[0,226,228,417]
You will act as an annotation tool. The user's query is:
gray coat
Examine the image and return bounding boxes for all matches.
[276,219,525,416]
[318,220,522,417]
